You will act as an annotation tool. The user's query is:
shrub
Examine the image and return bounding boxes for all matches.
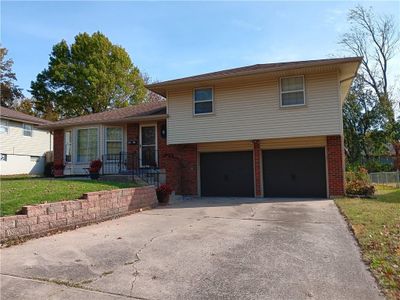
[44,162,54,177]
[345,167,375,197]
[89,159,102,173]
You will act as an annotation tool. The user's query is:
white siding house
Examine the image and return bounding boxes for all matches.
[0,107,53,175]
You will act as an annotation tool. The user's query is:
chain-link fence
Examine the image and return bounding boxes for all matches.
[369,171,400,187]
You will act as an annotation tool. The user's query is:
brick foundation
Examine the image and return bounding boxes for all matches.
[327,135,345,197]
[253,140,262,197]
[0,186,157,243]
[53,129,64,177]
[157,121,198,195]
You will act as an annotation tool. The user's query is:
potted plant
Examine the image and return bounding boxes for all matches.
[156,184,173,205]
[89,159,102,180]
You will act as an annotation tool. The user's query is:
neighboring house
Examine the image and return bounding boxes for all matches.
[0,107,53,175]
[41,57,361,198]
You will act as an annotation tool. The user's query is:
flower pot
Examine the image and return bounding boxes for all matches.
[157,193,170,205]
[90,172,100,180]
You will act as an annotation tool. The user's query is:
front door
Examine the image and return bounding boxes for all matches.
[140,125,157,167]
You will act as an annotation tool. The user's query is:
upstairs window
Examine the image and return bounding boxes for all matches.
[23,124,32,136]
[194,88,213,115]
[280,76,305,107]
[0,120,8,134]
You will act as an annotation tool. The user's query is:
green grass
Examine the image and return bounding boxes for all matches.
[335,185,400,299]
[0,178,138,216]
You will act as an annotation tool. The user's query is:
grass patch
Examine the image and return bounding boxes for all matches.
[0,178,138,216]
[335,185,400,299]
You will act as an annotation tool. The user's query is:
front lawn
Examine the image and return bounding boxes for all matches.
[0,178,138,216]
[335,185,400,299]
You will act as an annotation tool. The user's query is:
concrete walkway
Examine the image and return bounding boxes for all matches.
[0,198,383,299]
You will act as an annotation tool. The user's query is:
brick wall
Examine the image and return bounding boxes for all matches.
[327,135,345,197]
[127,123,140,170]
[157,121,198,195]
[253,140,262,197]
[0,186,157,243]
[53,129,64,177]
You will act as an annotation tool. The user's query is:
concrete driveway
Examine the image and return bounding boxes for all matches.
[1,198,382,300]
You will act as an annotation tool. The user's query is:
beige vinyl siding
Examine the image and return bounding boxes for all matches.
[167,71,340,145]
[0,120,52,156]
[198,140,253,152]
[260,136,326,150]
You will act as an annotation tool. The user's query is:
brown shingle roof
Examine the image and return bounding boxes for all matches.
[0,106,52,125]
[146,56,363,96]
[40,101,167,129]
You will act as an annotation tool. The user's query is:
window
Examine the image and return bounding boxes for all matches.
[194,88,213,115]
[0,120,9,134]
[105,127,123,159]
[65,131,72,163]
[23,124,33,136]
[280,76,305,106]
[0,154,7,161]
[77,128,98,163]
[30,156,40,162]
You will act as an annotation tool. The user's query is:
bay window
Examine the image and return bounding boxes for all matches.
[64,131,72,163]
[77,128,98,163]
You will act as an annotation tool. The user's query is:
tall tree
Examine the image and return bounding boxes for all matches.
[340,5,400,167]
[30,32,147,119]
[0,47,23,107]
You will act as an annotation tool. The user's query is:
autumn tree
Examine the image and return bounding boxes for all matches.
[30,32,147,119]
[0,47,23,107]
[340,5,400,168]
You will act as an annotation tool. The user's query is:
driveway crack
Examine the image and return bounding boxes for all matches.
[129,228,174,296]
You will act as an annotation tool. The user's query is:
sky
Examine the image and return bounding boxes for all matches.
[1,1,399,97]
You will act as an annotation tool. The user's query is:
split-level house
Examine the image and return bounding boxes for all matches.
[0,106,53,175]
[41,57,362,198]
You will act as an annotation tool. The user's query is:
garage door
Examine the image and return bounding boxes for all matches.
[263,147,326,198]
[200,151,254,197]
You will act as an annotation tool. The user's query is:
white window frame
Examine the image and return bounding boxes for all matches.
[104,126,123,160]
[193,87,214,116]
[0,120,9,134]
[279,75,306,107]
[75,127,99,164]
[0,153,7,161]
[139,123,158,168]
[23,123,33,137]
[64,130,72,163]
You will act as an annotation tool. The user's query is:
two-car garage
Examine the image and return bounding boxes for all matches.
[199,138,328,198]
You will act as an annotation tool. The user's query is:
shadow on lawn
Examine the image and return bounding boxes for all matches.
[374,189,400,203]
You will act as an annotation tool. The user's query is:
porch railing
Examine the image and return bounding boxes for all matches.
[101,150,163,187]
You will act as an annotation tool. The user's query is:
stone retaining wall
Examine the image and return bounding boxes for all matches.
[0,186,157,243]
